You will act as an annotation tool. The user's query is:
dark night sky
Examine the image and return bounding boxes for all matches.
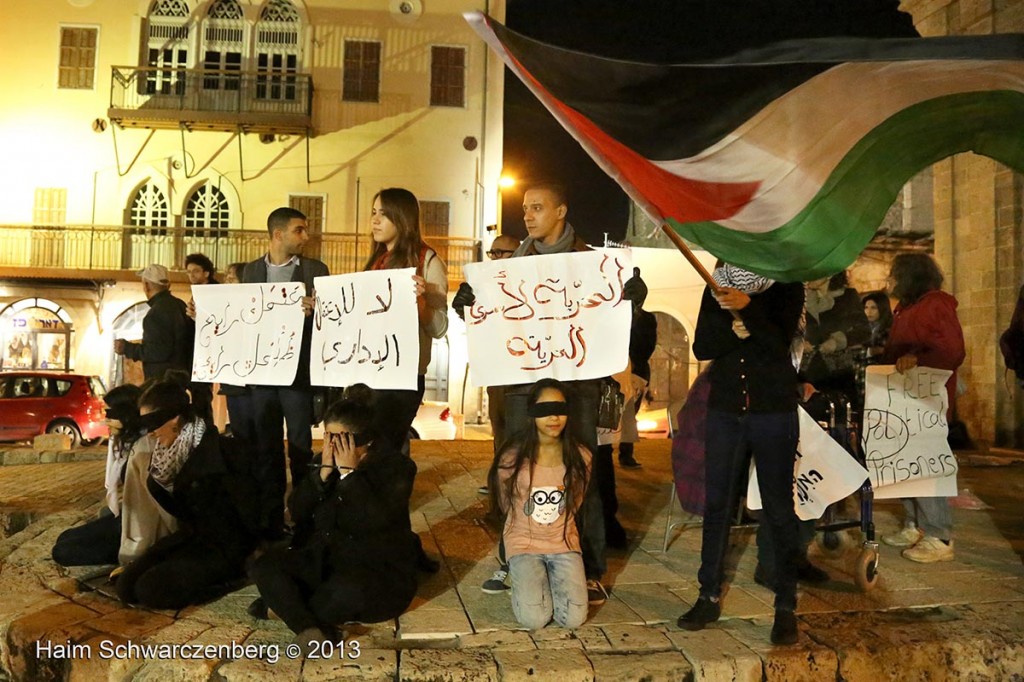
[499,0,919,243]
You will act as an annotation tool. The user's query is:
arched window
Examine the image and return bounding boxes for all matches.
[184,183,231,236]
[255,0,301,101]
[128,182,170,237]
[0,298,74,372]
[145,0,193,96]
[202,0,245,92]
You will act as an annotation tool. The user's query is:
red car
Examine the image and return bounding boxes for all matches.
[0,372,108,447]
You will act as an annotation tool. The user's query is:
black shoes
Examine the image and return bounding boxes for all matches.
[618,455,642,469]
[771,609,799,645]
[677,597,721,631]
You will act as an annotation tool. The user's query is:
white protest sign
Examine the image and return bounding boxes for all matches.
[861,365,958,499]
[192,282,305,386]
[309,269,418,390]
[463,250,632,386]
[747,406,869,520]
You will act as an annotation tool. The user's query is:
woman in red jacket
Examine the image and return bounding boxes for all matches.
[881,253,965,563]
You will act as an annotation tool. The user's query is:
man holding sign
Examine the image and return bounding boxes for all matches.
[241,207,329,542]
[876,254,965,563]
[454,181,647,605]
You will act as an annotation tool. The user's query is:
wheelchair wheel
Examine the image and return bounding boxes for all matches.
[855,547,880,592]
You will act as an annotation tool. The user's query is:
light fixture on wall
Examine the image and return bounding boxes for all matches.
[389,0,422,24]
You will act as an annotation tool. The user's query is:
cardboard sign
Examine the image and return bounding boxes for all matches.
[309,270,419,390]
[463,250,632,386]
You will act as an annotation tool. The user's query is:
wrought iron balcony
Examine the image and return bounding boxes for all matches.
[0,224,479,289]
[108,66,313,134]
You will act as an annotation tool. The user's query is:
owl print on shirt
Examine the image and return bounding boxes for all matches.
[523,486,565,525]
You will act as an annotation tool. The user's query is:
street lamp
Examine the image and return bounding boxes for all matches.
[497,174,516,235]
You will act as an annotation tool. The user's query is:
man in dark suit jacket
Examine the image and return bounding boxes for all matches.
[242,207,329,540]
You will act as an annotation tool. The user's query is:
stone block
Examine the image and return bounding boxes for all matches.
[458,630,536,651]
[667,628,761,682]
[588,651,694,682]
[82,608,175,640]
[2,450,39,466]
[398,607,472,640]
[34,434,71,452]
[398,648,498,681]
[302,648,396,681]
[609,583,689,625]
[722,618,839,682]
[599,624,674,652]
[493,649,594,682]
[6,602,102,682]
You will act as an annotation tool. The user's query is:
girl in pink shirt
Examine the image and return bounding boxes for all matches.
[489,378,592,629]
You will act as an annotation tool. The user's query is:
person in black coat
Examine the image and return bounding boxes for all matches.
[241,207,330,541]
[116,380,257,610]
[115,264,193,381]
[676,263,804,646]
[248,386,418,650]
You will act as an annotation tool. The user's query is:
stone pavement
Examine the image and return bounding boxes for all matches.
[1,439,1023,681]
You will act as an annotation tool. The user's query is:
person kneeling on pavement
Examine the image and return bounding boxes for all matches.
[248,386,419,653]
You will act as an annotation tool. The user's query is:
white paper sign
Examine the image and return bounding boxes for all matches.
[861,365,958,499]
[309,269,418,390]
[191,282,305,386]
[747,406,869,520]
[463,250,632,386]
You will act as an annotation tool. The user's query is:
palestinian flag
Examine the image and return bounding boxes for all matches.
[466,12,1024,282]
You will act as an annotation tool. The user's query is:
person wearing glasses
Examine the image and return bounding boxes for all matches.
[248,385,418,654]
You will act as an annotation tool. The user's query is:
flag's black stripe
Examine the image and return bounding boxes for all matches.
[491,19,1024,161]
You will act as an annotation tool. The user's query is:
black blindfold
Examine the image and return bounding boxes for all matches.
[528,401,569,418]
[137,408,180,434]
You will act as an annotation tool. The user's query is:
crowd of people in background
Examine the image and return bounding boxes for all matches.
[49,177,1008,651]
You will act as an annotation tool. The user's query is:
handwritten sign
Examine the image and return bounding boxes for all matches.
[309,269,418,390]
[192,282,304,386]
[862,365,957,499]
[463,250,632,386]
[747,406,869,520]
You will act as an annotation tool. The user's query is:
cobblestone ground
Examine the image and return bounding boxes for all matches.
[1,440,1023,681]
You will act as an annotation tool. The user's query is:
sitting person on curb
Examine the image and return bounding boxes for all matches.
[248,385,419,653]
[115,380,257,610]
[489,378,592,630]
[52,384,145,567]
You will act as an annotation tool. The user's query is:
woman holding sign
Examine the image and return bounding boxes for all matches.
[363,187,449,444]
[881,253,965,563]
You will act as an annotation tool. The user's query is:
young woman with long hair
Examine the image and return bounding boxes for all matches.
[363,187,449,442]
[862,291,894,361]
[249,385,418,652]
[880,253,965,563]
[488,378,591,629]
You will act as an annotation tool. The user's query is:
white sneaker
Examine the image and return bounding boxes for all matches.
[481,566,510,594]
[902,536,954,563]
[881,526,924,547]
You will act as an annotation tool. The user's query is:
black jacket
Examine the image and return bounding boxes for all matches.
[146,428,258,562]
[693,282,804,414]
[241,255,330,388]
[288,445,418,596]
[122,289,193,381]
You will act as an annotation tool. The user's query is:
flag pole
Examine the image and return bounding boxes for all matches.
[659,224,722,294]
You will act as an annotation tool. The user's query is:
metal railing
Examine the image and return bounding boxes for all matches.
[109,66,313,130]
[0,224,480,287]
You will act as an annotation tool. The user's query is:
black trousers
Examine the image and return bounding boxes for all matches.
[250,386,314,533]
[250,546,415,634]
[116,534,243,611]
[51,512,120,567]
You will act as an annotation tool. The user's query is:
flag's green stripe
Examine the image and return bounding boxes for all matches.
[670,90,1024,282]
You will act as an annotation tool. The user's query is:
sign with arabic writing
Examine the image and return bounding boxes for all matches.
[747,406,868,520]
[309,269,418,390]
[862,365,958,499]
[192,282,305,386]
[463,250,632,386]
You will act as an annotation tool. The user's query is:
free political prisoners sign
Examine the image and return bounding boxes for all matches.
[191,282,305,386]
[309,269,419,390]
[463,250,632,386]
[862,365,958,499]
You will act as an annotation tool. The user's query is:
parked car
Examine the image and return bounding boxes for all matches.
[0,372,108,447]
[410,400,457,440]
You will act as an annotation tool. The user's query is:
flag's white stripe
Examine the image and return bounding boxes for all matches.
[653,60,1024,233]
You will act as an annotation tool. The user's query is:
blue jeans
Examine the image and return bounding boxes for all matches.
[509,552,588,629]
[699,409,800,611]
[505,381,606,580]
[250,386,314,533]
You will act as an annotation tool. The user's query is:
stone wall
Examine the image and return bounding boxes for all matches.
[898,0,1024,448]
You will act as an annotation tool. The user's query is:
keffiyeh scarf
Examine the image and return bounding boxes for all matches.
[150,417,206,491]
[712,263,774,295]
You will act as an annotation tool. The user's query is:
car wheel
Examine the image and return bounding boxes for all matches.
[46,420,82,447]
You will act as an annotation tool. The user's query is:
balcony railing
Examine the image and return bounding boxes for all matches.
[0,225,480,288]
[108,66,313,134]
